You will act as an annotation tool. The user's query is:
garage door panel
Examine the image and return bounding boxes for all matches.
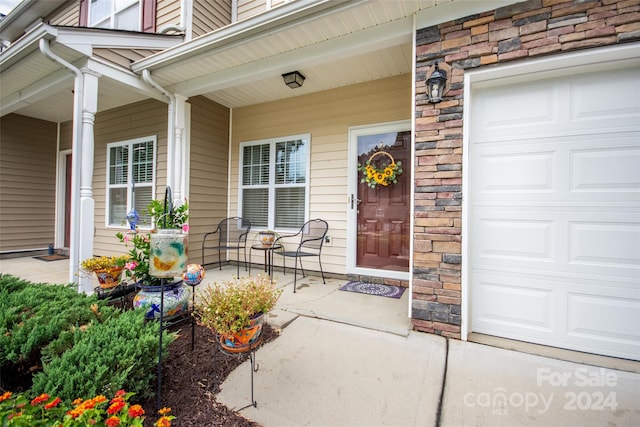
[473,82,558,140]
[567,292,640,344]
[570,68,640,128]
[569,221,640,270]
[570,145,640,193]
[473,275,553,332]
[474,217,555,263]
[476,150,555,194]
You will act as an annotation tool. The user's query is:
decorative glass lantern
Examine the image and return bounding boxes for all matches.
[149,229,188,278]
[426,61,447,103]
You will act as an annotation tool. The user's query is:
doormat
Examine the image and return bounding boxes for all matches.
[33,254,68,262]
[339,281,405,299]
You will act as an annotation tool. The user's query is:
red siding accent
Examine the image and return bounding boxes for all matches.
[79,0,88,26]
[142,0,156,33]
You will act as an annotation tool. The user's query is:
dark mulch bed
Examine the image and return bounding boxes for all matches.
[139,320,278,426]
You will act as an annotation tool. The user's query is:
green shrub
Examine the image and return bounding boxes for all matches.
[31,308,174,401]
[0,275,115,368]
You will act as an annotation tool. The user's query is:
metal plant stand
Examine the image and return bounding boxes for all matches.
[218,339,261,410]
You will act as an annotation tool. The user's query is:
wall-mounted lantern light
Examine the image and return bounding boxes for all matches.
[282,71,305,89]
[426,61,447,103]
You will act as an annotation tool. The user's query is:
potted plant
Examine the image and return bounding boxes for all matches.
[115,198,191,320]
[194,275,282,353]
[80,255,129,289]
[257,230,278,247]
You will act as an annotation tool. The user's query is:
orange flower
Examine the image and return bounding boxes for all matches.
[158,407,172,416]
[45,397,62,409]
[105,416,121,427]
[72,398,83,405]
[31,393,50,406]
[107,399,126,415]
[92,395,107,404]
[66,408,84,419]
[0,391,11,402]
[128,404,145,418]
[155,416,172,427]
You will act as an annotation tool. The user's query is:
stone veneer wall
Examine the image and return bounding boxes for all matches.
[411,0,640,338]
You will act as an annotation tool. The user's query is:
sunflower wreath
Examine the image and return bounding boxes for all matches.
[358,151,403,188]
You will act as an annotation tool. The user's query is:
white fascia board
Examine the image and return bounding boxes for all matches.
[132,0,363,72]
[0,68,72,117]
[85,58,168,103]
[416,0,520,29]
[175,16,412,97]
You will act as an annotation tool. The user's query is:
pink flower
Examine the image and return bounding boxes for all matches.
[125,262,138,271]
[123,235,131,244]
[182,224,190,233]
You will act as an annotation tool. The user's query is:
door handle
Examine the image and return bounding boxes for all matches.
[350,194,362,209]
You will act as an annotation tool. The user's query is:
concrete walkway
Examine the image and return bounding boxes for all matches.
[1,257,639,426]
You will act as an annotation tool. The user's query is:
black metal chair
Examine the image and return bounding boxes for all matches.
[274,219,328,293]
[202,217,251,276]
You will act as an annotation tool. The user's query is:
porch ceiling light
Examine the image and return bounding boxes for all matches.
[426,61,447,103]
[282,71,305,89]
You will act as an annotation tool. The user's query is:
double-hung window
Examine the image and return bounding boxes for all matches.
[107,136,155,228]
[240,134,309,231]
[89,0,140,31]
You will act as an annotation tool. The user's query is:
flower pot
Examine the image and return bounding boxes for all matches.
[133,280,190,320]
[94,267,123,289]
[149,229,188,278]
[258,232,276,247]
[219,313,264,353]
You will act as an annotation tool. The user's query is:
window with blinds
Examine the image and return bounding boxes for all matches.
[240,135,309,231]
[107,137,155,227]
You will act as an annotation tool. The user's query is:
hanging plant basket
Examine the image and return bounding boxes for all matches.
[358,151,403,188]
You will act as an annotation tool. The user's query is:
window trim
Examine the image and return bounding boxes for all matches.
[238,133,311,232]
[105,135,157,229]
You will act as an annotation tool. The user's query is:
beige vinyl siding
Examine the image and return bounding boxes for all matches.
[47,0,80,26]
[93,48,164,68]
[59,121,73,151]
[187,96,230,265]
[91,99,169,257]
[237,0,266,21]
[232,74,411,275]
[156,0,182,32]
[0,114,57,252]
[192,0,232,38]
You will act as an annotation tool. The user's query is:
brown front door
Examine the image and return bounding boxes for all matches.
[356,130,410,272]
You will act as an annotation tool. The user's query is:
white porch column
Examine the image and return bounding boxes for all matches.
[78,69,100,294]
[173,94,187,203]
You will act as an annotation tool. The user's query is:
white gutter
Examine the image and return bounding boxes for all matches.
[39,38,83,287]
[142,69,175,195]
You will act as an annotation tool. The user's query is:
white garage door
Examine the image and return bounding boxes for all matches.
[469,62,640,360]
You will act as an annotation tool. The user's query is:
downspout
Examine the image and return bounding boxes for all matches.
[39,38,83,286]
[227,108,233,218]
[142,69,175,197]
